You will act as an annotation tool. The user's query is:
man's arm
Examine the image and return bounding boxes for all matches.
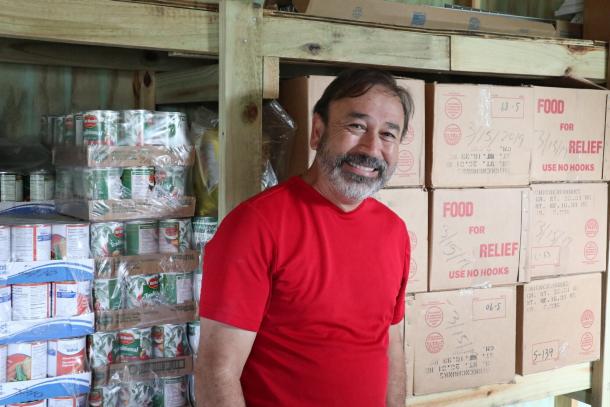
[386,323,406,407]
[195,317,257,407]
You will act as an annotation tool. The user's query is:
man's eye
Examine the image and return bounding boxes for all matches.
[382,132,397,140]
[348,123,366,131]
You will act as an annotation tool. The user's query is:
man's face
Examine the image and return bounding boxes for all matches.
[311,85,404,202]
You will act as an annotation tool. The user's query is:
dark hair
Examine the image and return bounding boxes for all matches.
[313,69,414,141]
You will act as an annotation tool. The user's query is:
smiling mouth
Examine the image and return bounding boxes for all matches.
[344,162,379,178]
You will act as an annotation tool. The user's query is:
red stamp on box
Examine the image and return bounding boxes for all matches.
[581,309,594,329]
[584,241,598,261]
[444,124,461,146]
[397,150,414,173]
[585,219,599,238]
[581,332,594,352]
[425,306,443,328]
[444,97,462,119]
[425,332,444,353]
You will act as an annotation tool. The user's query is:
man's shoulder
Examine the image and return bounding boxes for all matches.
[225,177,302,221]
[368,197,408,234]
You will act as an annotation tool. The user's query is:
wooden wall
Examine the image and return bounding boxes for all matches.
[0,62,141,144]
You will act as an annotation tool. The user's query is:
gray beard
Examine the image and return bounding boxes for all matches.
[316,133,395,202]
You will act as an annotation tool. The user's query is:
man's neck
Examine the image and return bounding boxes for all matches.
[300,166,364,212]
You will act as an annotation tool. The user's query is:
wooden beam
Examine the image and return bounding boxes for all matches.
[0,0,218,54]
[554,395,577,407]
[133,70,156,109]
[219,1,263,218]
[0,38,208,71]
[451,35,606,81]
[263,56,280,99]
[262,13,450,71]
[563,390,591,405]
[408,363,591,407]
[593,269,610,407]
[156,65,219,104]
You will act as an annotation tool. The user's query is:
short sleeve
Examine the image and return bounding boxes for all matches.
[199,202,275,332]
[391,230,411,325]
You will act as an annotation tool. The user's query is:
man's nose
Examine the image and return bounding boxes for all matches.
[357,129,383,157]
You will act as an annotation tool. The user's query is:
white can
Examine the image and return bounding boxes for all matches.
[0,344,7,383]
[48,337,87,377]
[52,281,90,317]
[0,225,10,262]
[12,283,51,320]
[193,269,202,304]
[48,395,87,407]
[10,224,51,262]
[51,223,90,260]
[8,341,47,381]
[8,401,47,407]
[0,285,11,322]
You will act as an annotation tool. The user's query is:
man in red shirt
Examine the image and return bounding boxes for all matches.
[197,69,413,407]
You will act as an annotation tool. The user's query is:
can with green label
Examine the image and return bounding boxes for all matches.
[187,321,200,357]
[159,219,192,254]
[192,269,202,304]
[83,110,120,146]
[125,274,160,308]
[122,166,155,199]
[120,110,154,146]
[74,112,84,145]
[86,168,123,200]
[125,220,158,255]
[63,113,76,145]
[90,385,120,407]
[53,116,65,145]
[93,278,123,311]
[54,168,72,200]
[90,222,124,257]
[27,170,54,201]
[121,380,155,407]
[160,272,193,305]
[155,167,187,197]
[118,327,152,362]
[0,172,23,202]
[147,112,187,146]
[153,376,188,407]
[152,324,189,358]
[88,331,118,368]
[191,217,218,250]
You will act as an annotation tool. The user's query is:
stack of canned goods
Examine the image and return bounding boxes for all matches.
[0,221,90,262]
[0,170,55,203]
[191,216,218,306]
[5,395,88,407]
[54,165,188,200]
[42,110,188,147]
[89,374,190,407]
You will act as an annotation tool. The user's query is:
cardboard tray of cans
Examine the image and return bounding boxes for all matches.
[0,313,94,345]
[92,356,193,387]
[52,145,195,168]
[95,302,198,332]
[0,259,94,285]
[95,251,199,278]
[55,196,196,221]
[0,372,91,404]
[0,201,56,216]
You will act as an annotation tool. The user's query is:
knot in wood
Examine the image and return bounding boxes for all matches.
[242,103,259,123]
[304,43,322,55]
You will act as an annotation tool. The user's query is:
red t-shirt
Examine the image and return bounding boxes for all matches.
[200,176,410,406]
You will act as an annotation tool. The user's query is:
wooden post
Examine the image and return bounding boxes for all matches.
[133,70,155,110]
[554,395,577,407]
[592,266,610,407]
[219,0,263,219]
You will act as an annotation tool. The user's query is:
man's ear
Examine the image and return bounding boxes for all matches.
[310,113,325,151]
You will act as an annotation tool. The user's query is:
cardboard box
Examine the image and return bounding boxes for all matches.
[375,188,427,293]
[426,83,533,187]
[293,0,557,38]
[0,372,91,404]
[0,313,94,345]
[413,286,516,395]
[584,0,610,41]
[524,183,607,279]
[95,301,197,331]
[92,355,193,387]
[517,273,601,375]
[279,75,425,187]
[53,145,195,167]
[603,94,610,180]
[429,188,526,291]
[405,294,415,398]
[55,196,196,221]
[531,87,607,182]
[95,251,199,278]
[0,201,56,216]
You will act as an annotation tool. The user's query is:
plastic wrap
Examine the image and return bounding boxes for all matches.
[0,216,95,404]
[263,100,297,182]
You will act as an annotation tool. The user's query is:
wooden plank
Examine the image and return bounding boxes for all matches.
[554,395,577,407]
[0,38,207,71]
[263,56,279,99]
[219,0,263,218]
[407,363,592,407]
[564,390,591,404]
[156,65,219,104]
[451,35,607,81]
[133,70,156,109]
[0,0,218,54]
[592,268,610,407]
[262,14,450,71]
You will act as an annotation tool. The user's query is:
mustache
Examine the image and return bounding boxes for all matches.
[337,153,388,173]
